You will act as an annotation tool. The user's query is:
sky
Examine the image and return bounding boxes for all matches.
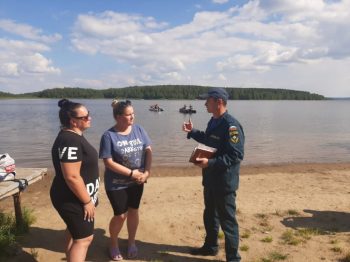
[0,0,349,97]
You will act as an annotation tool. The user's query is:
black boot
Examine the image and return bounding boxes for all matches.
[190,245,218,256]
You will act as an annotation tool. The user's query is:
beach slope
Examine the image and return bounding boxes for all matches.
[2,163,350,261]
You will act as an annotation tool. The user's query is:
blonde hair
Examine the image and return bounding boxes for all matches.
[111,98,119,108]
[111,99,132,117]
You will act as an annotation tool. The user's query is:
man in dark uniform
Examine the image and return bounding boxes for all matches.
[182,87,244,262]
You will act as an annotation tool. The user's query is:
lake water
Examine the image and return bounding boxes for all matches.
[0,99,349,168]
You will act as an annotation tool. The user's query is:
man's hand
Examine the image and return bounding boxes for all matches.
[182,118,193,132]
[194,157,209,168]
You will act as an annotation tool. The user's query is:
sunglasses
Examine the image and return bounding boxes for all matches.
[73,111,90,121]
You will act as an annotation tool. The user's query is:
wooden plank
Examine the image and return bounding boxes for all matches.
[0,168,47,201]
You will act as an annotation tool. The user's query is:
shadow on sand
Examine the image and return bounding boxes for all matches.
[281,209,350,233]
[10,227,221,262]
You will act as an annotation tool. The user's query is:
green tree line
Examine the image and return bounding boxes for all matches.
[2,85,325,100]
[0,91,16,98]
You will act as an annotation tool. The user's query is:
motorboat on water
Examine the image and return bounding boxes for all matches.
[149,104,164,112]
[179,105,196,114]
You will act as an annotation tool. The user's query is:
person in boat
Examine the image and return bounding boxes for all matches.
[180,105,187,112]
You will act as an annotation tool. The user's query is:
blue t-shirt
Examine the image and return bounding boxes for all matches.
[99,124,151,191]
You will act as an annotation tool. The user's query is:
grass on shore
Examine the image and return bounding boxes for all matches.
[0,208,36,258]
[340,252,350,262]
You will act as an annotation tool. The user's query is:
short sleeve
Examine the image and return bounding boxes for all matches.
[139,125,151,147]
[58,135,82,163]
[99,131,113,159]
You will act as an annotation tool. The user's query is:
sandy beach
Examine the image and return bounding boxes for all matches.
[1,163,350,262]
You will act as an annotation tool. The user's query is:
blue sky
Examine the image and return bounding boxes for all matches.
[0,0,349,97]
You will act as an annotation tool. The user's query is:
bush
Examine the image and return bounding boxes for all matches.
[0,208,36,258]
[339,252,350,262]
[0,212,17,257]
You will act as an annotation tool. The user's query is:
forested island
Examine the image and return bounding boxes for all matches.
[1,85,325,100]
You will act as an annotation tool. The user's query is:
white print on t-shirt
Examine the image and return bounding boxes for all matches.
[117,138,142,147]
[58,147,78,160]
[87,177,100,204]
[117,138,143,155]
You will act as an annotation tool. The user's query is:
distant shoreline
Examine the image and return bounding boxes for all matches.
[1,85,326,100]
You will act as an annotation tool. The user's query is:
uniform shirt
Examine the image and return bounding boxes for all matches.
[99,124,151,191]
[187,111,245,193]
[51,130,100,205]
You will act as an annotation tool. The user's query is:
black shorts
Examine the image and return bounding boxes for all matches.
[52,201,94,240]
[106,184,144,216]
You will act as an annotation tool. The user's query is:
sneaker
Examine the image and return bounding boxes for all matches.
[190,246,218,256]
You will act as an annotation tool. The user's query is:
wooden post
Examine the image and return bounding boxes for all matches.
[13,192,24,228]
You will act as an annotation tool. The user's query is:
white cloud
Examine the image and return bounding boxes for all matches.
[68,0,347,96]
[0,19,62,43]
[0,38,60,77]
[0,38,50,54]
[21,53,61,74]
[0,63,19,76]
[3,0,350,96]
[212,0,230,4]
[0,20,61,91]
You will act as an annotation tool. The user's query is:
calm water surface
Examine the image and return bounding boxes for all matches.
[1,99,349,168]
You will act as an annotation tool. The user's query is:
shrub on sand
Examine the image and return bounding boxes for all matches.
[280,230,302,245]
[330,246,342,253]
[241,229,251,239]
[281,228,323,245]
[240,244,249,251]
[0,208,36,258]
[261,236,273,243]
[339,252,350,262]
[0,211,17,257]
[287,209,300,216]
[260,251,288,261]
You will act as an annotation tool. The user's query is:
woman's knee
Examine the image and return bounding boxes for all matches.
[74,234,93,247]
[115,213,127,221]
[127,208,139,215]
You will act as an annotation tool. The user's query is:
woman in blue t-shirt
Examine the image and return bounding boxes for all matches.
[99,99,152,261]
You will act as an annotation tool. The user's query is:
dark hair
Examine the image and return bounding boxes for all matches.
[111,99,132,117]
[58,99,83,128]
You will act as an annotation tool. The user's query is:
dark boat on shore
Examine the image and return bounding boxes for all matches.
[179,105,196,114]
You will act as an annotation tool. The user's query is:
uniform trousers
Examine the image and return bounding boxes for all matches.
[203,187,241,262]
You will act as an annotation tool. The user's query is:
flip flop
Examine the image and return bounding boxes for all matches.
[109,247,123,261]
[127,244,138,259]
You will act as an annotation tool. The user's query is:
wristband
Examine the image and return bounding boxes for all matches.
[129,169,133,178]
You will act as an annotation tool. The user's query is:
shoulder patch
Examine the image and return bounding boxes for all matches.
[229,126,239,143]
